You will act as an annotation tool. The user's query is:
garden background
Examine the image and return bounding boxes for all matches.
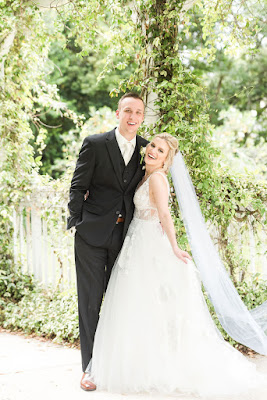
[0,0,266,352]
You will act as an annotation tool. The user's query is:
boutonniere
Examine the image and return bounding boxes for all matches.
[139,146,146,166]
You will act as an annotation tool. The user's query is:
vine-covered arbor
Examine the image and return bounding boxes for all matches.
[0,1,266,286]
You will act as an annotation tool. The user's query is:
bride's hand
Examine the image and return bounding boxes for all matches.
[173,247,192,264]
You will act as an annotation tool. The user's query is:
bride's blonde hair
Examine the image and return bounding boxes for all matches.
[154,133,179,172]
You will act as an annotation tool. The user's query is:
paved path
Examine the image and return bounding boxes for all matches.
[0,331,267,400]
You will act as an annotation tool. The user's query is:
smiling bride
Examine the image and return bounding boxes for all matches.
[85,133,267,398]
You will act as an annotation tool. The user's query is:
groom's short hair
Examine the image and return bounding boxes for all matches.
[118,92,144,109]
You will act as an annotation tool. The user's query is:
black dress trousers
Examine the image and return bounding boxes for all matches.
[75,222,124,372]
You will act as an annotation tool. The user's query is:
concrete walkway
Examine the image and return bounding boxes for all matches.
[0,331,267,400]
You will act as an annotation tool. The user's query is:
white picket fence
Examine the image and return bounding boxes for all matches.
[12,199,76,290]
[12,201,267,289]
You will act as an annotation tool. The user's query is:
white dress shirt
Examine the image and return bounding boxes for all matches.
[115,128,136,166]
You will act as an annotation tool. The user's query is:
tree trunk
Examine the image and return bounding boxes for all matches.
[131,0,197,126]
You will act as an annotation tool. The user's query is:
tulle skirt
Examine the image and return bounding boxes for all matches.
[91,217,267,398]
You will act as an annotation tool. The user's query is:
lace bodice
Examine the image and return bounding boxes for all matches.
[133,171,170,221]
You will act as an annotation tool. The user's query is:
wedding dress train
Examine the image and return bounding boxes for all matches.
[90,172,266,398]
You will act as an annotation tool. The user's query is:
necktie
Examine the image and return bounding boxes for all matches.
[123,142,133,165]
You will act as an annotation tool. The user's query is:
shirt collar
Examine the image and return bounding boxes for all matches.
[115,127,136,148]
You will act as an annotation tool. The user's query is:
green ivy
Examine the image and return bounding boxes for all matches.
[1,282,79,344]
[0,267,35,302]
[0,1,81,273]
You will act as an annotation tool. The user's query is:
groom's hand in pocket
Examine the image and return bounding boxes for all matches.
[69,227,76,236]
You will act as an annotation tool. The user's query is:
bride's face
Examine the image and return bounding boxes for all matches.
[145,138,169,170]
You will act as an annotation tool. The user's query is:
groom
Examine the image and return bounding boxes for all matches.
[67,92,149,391]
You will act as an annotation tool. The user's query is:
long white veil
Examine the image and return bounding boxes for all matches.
[170,151,267,355]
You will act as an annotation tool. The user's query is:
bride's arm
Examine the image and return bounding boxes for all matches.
[150,173,192,264]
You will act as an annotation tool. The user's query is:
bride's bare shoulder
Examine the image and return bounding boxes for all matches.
[149,171,168,191]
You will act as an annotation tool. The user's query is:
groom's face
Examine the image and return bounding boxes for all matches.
[116,97,144,138]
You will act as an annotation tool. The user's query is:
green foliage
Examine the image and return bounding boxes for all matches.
[202,48,267,133]
[197,0,263,62]
[0,2,81,259]
[38,0,266,176]
[0,261,78,344]
[237,274,267,310]
[0,267,35,302]
[37,30,134,176]
[0,203,15,289]
[1,286,79,343]
[52,106,117,175]
[46,36,132,115]
[0,1,81,187]
[212,107,267,179]
[176,6,267,136]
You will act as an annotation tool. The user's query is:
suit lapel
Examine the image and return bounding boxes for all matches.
[126,135,145,192]
[106,129,124,189]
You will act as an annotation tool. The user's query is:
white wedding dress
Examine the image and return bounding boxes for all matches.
[90,172,266,398]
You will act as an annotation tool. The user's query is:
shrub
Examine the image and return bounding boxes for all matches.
[1,286,79,343]
[0,265,79,344]
[0,267,36,302]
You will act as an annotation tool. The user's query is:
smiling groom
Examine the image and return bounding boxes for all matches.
[67,93,149,391]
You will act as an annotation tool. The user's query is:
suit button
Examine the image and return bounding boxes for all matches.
[124,179,127,183]
[116,211,120,215]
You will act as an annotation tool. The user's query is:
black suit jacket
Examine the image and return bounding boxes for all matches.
[67,128,149,247]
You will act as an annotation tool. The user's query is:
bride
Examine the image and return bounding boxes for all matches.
[87,133,266,397]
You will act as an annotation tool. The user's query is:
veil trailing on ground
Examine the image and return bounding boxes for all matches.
[170,151,267,355]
